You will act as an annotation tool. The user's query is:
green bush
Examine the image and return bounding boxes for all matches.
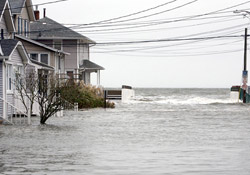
[60,81,115,109]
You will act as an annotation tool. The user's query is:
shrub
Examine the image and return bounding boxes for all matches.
[60,81,115,109]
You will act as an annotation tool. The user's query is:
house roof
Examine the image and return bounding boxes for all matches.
[9,0,35,21]
[30,59,54,70]
[0,39,19,56]
[30,17,96,44]
[79,60,104,71]
[0,0,7,16]
[0,39,30,64]
[9,0,25,14]
[15,35,70,55]
[0,0,15,33]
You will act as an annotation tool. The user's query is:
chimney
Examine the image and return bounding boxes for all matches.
[43,8,46,18]
[34,5,40,20]
[1,29,4,40]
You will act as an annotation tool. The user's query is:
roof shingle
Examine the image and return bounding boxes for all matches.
[30,17,95,44]
[0,39,19,56]
[8,0,26,14]
[80,60,104,71]
[0,0,7,17]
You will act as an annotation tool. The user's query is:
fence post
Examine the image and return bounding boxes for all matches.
[104,90,107,108]
[27,99,31,125]
[74,103,78,111]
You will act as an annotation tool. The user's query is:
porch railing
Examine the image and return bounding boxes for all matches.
[0,97,31,125]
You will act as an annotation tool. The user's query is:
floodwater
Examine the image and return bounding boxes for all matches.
[1,88,250,175]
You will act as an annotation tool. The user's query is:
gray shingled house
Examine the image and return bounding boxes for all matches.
[30,16,104,86]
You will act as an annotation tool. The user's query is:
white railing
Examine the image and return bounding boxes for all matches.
[51,96,78,118]
[0,97,31,125]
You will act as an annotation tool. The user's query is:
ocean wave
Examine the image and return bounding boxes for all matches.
[130,95,237,105]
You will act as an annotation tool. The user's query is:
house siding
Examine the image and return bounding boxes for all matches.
[79,44,89,65]
[13,2,31,37]
[64,40,78,70]
[0,15,8,33]
[11,49,24,64]
[7,93,14,114]
[7,47,26,113]
[17,39,56,69]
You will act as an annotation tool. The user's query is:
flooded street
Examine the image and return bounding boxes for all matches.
[1,89,250,175]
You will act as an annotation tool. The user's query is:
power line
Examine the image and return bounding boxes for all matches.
[74,0,250,26]
[77,16,243,35]
[28,0,198,35]
[26,1,250,36]
[94,35,244,46]
[1,0,69,13]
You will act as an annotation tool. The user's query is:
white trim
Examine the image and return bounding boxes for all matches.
[0,1,7,22]
[2,60,7,119]
[0,1,15,33]
[6,64,13,94]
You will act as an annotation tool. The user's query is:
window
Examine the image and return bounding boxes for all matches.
[41,54,49,64]
[24,20,28,37]
[6,64,13,91]
[30,53,49,65]
[18,17,21,34]
[13,65,23,75]
[21,19,23,34]
[13,65,24,88]
[30,53,38,61]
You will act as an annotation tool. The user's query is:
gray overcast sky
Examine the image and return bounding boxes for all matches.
[32,0,250,88]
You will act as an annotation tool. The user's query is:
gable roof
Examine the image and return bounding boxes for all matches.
[79,60,104,71]
[0,39,19,56]
[0,39,30,64]
[9,0,35,21]
[0,0,15,33]
[0,0,7,16]
[30,17,95,44]
[15,34,70,55]
[8,0,25,14]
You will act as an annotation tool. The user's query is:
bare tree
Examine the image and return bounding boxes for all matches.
[37,73,65,124]
[14,68,39,115]
[14,70,67,124]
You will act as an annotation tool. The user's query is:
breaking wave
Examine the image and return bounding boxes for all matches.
[131,95,236,105]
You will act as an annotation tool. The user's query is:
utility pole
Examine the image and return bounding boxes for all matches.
[243,28,248,103]
[233,11,249,103]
